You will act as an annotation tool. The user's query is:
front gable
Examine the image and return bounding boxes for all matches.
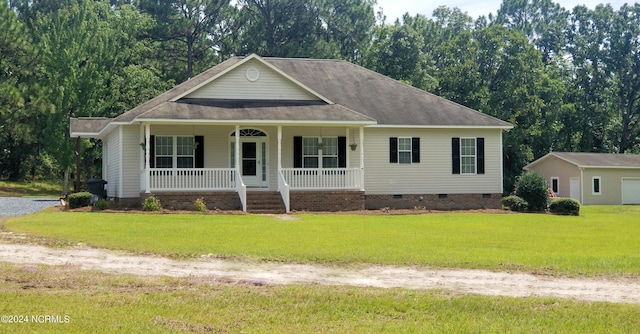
[173,55,330,103]
[178,57,323,102]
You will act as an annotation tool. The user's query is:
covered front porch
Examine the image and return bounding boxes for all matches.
[140,124,366,213]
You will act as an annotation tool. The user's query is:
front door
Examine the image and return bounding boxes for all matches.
[233,139,268,187]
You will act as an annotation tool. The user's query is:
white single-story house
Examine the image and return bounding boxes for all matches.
[524,152,640,205]
[70,54,513,212]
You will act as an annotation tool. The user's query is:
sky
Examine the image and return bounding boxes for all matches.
[375,0,631,22]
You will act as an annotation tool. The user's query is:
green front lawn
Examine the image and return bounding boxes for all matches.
[4,206,640,276]
[1,263,639,333]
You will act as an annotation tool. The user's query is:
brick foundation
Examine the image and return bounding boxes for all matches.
[117,191,498,212]
[365,193,501,210]
[141,192,242,211]
[290,191,365,212]
[108,197,142,209]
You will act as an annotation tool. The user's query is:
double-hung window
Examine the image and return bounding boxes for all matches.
[452,137,485,175]
[303,137,320,168]
[294,136,346,168]
[460,138,476,174]
[154,136,196,168]
[322,137,339,168]
[155,136,174,168]
[176,137,195,168]
[389,137,420,164]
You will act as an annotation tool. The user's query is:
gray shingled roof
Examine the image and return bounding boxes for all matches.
[266,58,512,127]
[137,101,375,122]
[71,55,513,136]
[70,117,113,136]
[549,152,640,168]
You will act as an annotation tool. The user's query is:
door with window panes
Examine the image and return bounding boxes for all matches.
[230,129,268,188]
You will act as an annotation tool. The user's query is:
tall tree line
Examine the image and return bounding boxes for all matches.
[1,0,639,194]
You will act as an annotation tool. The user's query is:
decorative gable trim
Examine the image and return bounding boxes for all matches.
[170,54,334,104]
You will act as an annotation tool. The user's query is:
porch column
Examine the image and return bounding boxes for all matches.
[145,123,151,193]
[359,127,365,191]
[277,126,282,171]
[235,125,240,175]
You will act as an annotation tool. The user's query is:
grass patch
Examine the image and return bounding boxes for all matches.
[0,180,61,197]
[0,262,638,333]
[4,206,640,276]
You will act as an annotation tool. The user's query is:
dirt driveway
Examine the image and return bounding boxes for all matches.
[1,235,639,305]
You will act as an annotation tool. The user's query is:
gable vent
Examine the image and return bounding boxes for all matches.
[246,67,260,82]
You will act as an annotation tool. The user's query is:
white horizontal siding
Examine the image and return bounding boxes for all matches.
[184,59,319,101]
[105,130,121,198]
[363,128,503,194]
[121,125,141,197]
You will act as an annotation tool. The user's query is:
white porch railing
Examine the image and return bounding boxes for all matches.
[278,171,290,213]
[149,168,236,191]
[281,168,361,190]
[148,168,247,212]
[236,171,246,212]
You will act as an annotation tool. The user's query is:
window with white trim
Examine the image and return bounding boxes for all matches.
[154,136,195,168]
[460,138,476,174]
[303,137,319,168]
[551,177,559,195]
[301,137,340,168]
[592,176,601,195]
[398,137,412,164]
[155,136,173,168]
[322,137,339,168]
[177,136,195,168]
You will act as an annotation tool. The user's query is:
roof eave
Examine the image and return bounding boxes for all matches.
[134,118,377,126]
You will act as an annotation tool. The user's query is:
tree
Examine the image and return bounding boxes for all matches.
[0,0,53,180]
[495,0,569,63]
[566,4,618,153]
[365,19,437,91]
[608,4,640,152]
[7,0,168,187]
[434,24,566,192]
[138,0,233,82]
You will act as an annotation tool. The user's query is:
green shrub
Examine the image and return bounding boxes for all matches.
[68,192,93,209]
[501,195,528,212]
[194,198,207,212]
[142,195,162,211]
[515,172,549,212]
[549,198,580,216]
[93,198,110,210]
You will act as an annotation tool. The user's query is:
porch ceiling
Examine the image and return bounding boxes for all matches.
[135,101,376,124]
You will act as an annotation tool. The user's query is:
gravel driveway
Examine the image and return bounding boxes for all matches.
[0,197,60,217]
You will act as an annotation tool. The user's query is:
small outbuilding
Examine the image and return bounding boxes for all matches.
[524,152,640,205]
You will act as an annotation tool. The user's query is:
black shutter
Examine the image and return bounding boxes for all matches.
[452,137,460,174]
[149,135,155,168]
[293,136,303,168]
[476,138,485,174]
[389,137,398,163]
[338,136,347,168]
[195,136,204,168]
[412,137,420,163]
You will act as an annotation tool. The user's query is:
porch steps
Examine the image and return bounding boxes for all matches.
[246,191,286,214]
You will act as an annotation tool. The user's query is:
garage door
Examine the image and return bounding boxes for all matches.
[622,179,640,205]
